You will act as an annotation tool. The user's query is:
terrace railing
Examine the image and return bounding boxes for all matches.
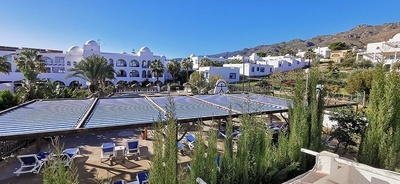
[0,139,34,160]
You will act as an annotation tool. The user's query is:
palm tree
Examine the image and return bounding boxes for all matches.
[0,56,11,74]
[166,59,181,83]
[14,50,46,100]
[149,59,165,85]
[181,57,193,81]
[67,54,115,94]
[304,49,316,66]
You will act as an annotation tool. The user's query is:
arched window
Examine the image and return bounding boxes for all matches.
[147,70,152,78]
[43,57,53,65]
[116,59,127,67]
[142,70,146,78]
[73,61,77,66]
[109,59,114,66]
[67,61,71,66]
[147,60,151,68]
[130,60,139,67]
[116,69,127,77]
[129,70,140,77]
[142,60,146,68]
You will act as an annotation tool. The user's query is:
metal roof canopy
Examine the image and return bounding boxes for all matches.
[85,98,161,129]
[0,94,356,141]
[0,99,94,137]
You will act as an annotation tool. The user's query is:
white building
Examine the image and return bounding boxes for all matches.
[285,149,400,184]
[0,40,167,91]
[223,63,273,77]
[189,54,227,70]
[199,66,240,83]
[297,47,331,59]
[227,54,250,63]
[358,33,400,68]
[260,54,306,72]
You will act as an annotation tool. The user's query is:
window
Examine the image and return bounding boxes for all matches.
[130,70,140,77]
[130,60,139,67]
[147,70,152,78]
[260,67,265,72]
[257,67,259,71]
[278,63,282,67]
[297,60,300,64]
[116,69,127,77]
[55,57,64,64]
[376,46,380,50]
[205,72,209,78]
[116,59,127,67]
[67,61,71,66]
[46,68,51,73]
[147,60,151,68]
[73,61,77,66]
[142,70,146,78]
[109,59,114,66]
[229,73,236,79]
[44,58,53,65]
[251,67,255,72]
[5,55,12,62]
[142,60,146,68]
[270,68,273,72]
[288,63,292,67]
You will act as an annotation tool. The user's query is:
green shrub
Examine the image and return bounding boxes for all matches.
[0,90,18,110]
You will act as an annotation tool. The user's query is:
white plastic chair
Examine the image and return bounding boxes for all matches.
[14,154,45,176]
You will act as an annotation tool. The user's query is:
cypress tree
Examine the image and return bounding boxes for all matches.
[148,97,178,184]
[204,128,218,184]
[190,128,206,182]
[359,64,400,170]
[219,114,235,184]
[308,67,325,152]
[358,64,386,167]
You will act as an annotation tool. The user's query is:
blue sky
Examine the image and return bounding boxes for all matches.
[0,0,399,58]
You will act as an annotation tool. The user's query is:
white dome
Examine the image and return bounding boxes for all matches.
[85,40,98,46]
[190,54,196,57]
[68,46,82,52]
[390,33,400,41]
[139,47,150,52]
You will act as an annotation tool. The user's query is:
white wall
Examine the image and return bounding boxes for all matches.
[0,41,167,91]
[199,66,240,83]
[223,63,272,77]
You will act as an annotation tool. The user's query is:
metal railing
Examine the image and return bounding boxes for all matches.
[0,139,34,159]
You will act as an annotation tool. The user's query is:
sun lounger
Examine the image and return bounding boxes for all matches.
[218,130,240,140]
[14,153,47,176]
[184,134,196,150]
[129,171,149,184]
[126,139,140,157]
[61,148,80,167]
[101,142,115,162]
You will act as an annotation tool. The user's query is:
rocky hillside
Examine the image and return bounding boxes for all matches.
[209,22,400,58]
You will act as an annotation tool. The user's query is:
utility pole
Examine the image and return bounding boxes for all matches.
[242,57,245,93]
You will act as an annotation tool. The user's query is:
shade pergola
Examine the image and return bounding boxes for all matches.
[0,94,290,141]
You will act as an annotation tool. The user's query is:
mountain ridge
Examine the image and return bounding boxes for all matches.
[208,22,400,58]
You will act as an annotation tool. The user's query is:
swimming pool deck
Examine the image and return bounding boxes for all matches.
[0,128,194,184]
[0,119,233,184]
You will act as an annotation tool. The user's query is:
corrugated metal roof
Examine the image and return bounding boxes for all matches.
[0,99,93,137]
[85,98,161,128]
